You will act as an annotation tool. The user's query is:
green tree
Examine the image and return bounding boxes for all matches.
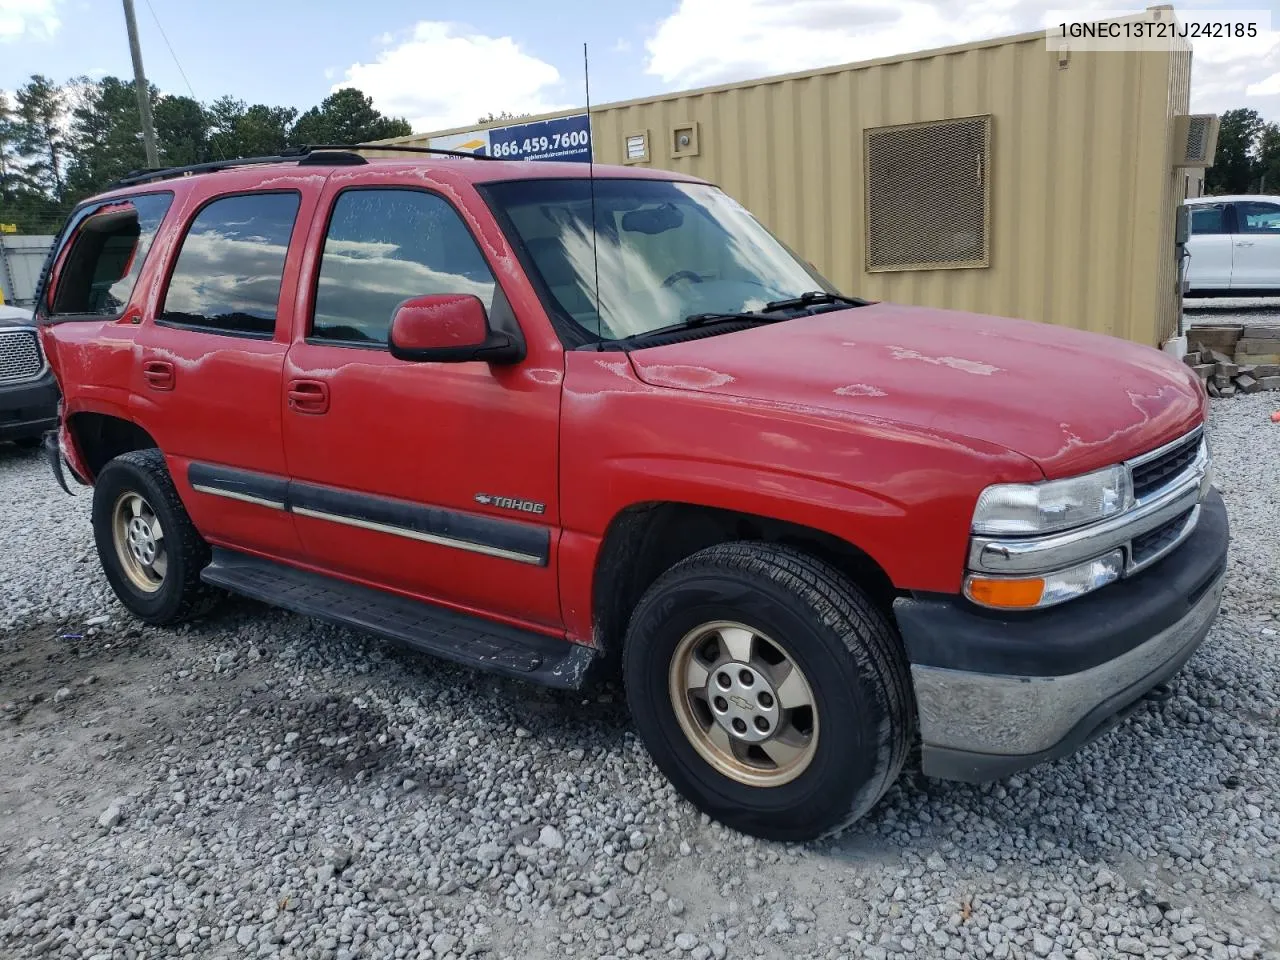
[14,75,68,198]
[0,91,22,200]
[64,76,149,200]
[1206,107,1264,195]
[477,110,531,125]
[1256,122,1280,193]
[154,94,208,167]
[291,88,411,146]
[206,98,296,159]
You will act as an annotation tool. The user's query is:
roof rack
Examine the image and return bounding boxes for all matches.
[109,142,498,189]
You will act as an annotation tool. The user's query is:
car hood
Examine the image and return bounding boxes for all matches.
[626,303,1205,478]
[0,305,34,327]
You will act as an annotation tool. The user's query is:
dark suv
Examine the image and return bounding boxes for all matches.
[0,305,58,446]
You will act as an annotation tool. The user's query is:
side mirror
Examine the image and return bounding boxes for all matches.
[388,294,521,364]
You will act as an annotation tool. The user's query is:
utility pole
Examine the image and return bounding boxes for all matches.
[122,0,160,169]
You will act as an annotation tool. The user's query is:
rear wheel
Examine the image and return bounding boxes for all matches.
[92,449,219,625]
[623,542,913,841]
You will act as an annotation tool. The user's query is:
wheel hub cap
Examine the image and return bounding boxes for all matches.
[706,661,780,743]
[669,621,819,787]
[111,492,168,594]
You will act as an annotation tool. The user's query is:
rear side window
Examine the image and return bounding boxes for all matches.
[49,193,173,317]
[311,189,497,345]
[161,192,301,337]
[1189,206,1227,235]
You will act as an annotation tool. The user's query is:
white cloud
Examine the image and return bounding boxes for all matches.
[335,22,572,132]
[613,37,632,53]
[0,0,59,41]
[1247,71,1280,98]
[645,0,1280,118]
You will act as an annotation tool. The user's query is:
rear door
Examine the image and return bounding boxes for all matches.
[1229,199,1280,290]
[131,175,319,562]
[281,179,564,631]
[1184,202,1233,291]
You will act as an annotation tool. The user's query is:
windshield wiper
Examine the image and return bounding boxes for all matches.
[763,291,868,312]
[619,311,776,344]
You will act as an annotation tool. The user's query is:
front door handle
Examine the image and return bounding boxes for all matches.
[142,360,175,391]
[1235,240,1255,247]
[287,379,330,415]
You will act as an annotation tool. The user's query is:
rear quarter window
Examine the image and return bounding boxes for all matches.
[47,192,174,318]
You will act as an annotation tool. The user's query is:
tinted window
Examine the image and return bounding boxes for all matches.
[1189,206,1227,236]
[1237,201,1280,234]
[312,189,497,345]
[50,193,173,316]
[161,192,300,336]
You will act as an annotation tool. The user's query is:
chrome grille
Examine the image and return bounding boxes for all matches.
[0,329,45,385]
[1130,431,1202,501]
[1131,507,1195,566]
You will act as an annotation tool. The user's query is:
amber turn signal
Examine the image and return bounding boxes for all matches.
[964,576,1046,609]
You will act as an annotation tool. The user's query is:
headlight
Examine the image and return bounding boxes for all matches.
[972,465,1132,535]
[965,550,1124,609]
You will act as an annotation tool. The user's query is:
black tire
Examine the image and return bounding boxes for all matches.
[92,448,219,625]
[623,541,913,841]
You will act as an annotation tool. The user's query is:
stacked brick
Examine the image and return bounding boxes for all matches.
[1184,325,1280,397]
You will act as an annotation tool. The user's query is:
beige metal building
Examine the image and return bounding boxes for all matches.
[384,10,1215,347]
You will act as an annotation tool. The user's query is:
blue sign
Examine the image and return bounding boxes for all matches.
[487,114,592,163]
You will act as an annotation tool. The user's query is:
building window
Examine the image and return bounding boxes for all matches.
[864,116,991,272]
[311,189,497,346]
[161,192,300,337]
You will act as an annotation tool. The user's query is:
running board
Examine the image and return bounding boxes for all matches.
[200,548,596,689]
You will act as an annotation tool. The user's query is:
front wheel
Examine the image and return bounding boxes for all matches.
[92,449,219,625]
[623,542,913,841]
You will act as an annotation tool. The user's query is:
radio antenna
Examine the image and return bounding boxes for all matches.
[584,42,603,348]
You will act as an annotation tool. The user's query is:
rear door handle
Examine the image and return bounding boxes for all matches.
[142,360,175,391]
[287,379,330,415]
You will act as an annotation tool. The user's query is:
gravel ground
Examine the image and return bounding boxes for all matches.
[1183,298,1280,327]
[1,396,1278,960]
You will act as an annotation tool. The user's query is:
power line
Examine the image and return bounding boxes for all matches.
[140,0,226,160]
[142,0,198,103]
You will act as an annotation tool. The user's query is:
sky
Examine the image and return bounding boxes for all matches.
[2,0,1280,134]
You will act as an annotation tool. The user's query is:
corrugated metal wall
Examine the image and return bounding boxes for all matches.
[394,31,1185,346]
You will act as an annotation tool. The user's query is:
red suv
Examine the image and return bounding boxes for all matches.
[36,147,1227,840]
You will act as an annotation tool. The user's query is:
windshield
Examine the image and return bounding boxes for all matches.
[482,178,838,341]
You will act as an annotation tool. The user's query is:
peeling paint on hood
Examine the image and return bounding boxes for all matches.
[627,302,1205,478]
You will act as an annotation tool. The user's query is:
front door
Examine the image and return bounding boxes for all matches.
[1185,202,1233,291]
[1230,199,1280,290]
[281,183,564,631]
[133,181,316,562]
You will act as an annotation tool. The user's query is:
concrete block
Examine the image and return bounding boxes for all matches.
[1250,363,1280,377]
[1187,325,1243,353]
[1215,362,1240,377]
[1234,337,1280,356]
[1206,379,1220,397]
[1243,324,1280,339]
[1190,363,1215,379]
[1235,373,1259,393]
[1257,376,1280,391]
[1219,384,1237,397]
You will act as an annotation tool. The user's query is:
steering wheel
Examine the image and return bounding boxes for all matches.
[662,270,705,288]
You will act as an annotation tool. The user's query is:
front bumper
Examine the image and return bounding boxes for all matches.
[894,488,1229,783]
[0,372,58,441]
